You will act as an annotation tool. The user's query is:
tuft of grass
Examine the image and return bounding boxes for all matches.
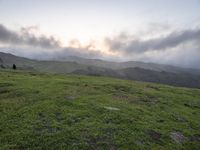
[0,70,200,149]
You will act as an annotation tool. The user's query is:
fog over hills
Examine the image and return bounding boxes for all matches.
[55,55,200,75]
[1,51,200,88]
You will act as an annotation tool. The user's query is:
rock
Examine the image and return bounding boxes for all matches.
[135,140,145,145]
[170,132,187,144]
[104,106,120,111]
[65,96,75,100]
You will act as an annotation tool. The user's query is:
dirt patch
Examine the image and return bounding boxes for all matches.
[35,112,61,134]
[87,135,116,150]
[112,94,130,100]
[112,94,140,104]
[113,94,159,106]
[139,96,160,105]
[84,128,119,150]
[147,130,161,141]
[170,132,188,144]
[189,135,200,142]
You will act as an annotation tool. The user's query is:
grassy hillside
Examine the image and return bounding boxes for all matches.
[0,70,200,149]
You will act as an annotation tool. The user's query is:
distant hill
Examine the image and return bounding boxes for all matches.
[73,67,200,88]
[1,51,200,88]
[56,55,200,75]
[0,52,106,73]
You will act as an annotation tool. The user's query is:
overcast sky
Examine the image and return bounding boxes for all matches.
[0,0,200,69]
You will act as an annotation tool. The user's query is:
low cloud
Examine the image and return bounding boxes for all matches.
[105,28,200,54]
[104,27,200,69]
[0,24,103,59]
[0,24,61,49]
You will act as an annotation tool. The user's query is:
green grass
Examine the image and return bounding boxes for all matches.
[0,69,200,150]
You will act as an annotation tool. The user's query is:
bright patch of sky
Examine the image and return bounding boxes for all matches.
[0,0,199,45]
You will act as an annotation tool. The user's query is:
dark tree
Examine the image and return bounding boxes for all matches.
[0,58,3,63]
[0,58,4,68]
[12,64,16,70]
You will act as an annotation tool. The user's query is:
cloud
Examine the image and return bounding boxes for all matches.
[133,44,200,69]
[105,28,200,54]
[0,24,104,59]
[1,23,200,69]
[0,24,61,49]
[104,26,200,69]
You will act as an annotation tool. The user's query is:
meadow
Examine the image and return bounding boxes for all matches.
[0,70,200,149]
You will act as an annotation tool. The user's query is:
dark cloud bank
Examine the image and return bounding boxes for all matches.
[0,23,200,69]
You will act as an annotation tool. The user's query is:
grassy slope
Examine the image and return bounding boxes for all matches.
[0,70,200,149]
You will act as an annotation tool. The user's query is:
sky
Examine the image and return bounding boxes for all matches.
[0,0,200,69]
